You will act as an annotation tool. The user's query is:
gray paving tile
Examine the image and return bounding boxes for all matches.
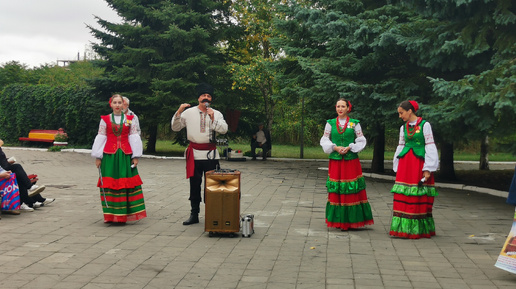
[0,148,515,288]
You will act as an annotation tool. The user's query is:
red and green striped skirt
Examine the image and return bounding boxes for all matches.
[97,150,146,223]
[390,150,438,239]
[326,158,374,230]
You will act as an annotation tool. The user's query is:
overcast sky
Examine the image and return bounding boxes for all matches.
[0,0,121,68]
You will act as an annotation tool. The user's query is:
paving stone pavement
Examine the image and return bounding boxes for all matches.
[1,148,516,289]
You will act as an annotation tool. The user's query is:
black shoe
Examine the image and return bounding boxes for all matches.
[183,214,199,225]
[252,157,257,160]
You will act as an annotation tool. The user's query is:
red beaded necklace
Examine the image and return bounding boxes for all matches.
[406,117,422,139]
[336,116,349,134]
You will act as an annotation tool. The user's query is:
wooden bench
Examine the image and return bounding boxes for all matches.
[19,129,65,143]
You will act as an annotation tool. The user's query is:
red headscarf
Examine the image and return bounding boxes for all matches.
[409,100,419,113]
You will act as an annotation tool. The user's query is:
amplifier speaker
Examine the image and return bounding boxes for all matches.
[204,170,241,235]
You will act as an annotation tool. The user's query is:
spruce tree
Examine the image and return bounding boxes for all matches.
[275,0,515,175]
[395,0,516,175]
[274,0,430,171]
[89,0,232,152]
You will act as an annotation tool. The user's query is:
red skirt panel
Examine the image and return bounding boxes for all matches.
[326,158,374,229]
[390,149,437,239]
[395,150,434,187]
[328,158,363,182]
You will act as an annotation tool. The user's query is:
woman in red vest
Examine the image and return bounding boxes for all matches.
[91,94,146,223]
[320,98,374,230]
[390,100,439,239]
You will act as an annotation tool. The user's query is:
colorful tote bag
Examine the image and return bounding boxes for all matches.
[495,208,516,274]
[1,173,21,211]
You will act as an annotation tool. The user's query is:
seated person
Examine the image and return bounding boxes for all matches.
[28,174,54,209]
[0,140,54,211]
[251,123,271,160]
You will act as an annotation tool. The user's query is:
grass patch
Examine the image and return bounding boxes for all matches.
[149,140,516,162]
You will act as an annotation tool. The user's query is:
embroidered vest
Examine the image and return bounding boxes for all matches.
[101,114,134,154]
[398,119,426,159]
[328,118,359,161]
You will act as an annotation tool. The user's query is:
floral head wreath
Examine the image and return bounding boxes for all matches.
[408,100,419,113]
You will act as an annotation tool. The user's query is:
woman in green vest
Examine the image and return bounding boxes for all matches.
[320,98,374,230]
[390,100,439,239]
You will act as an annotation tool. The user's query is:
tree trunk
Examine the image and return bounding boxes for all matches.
[479,135,489,170]
[146,124,158,154]
[370,123,385,173]
[440,141,456,181]
[299,95,304,159]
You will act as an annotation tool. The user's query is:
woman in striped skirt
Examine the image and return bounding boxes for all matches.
[390,100,439,239]
[91,94,146,223]
[320,98,374,230]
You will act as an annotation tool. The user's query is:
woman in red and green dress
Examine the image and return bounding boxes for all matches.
[91,94,146,223]
[320,98,374,230]
[390,100,439,239]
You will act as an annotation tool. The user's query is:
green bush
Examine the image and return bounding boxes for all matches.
[0,84,103,145]
[48,145,66,152]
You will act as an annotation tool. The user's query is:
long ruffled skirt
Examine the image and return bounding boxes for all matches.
[326,158,374,230]
[97,150,146,223]
[390,150,438,239]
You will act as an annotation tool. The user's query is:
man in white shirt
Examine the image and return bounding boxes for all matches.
[251,123,269,160]
[171,83,228,225]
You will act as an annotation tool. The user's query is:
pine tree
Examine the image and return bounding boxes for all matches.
[89,0,233,152]
[274,0,430,171]
[395,0,516,175]
[274,0,515,175]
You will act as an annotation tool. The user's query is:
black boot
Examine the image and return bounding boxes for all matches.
[183,214,199,225]
[183,201,200,225]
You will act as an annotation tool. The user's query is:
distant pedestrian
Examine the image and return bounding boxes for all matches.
[320,98,374,230]
[91,94,147,224]
[390,100,439,239]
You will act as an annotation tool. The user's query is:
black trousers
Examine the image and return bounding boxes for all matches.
[251,142,268,159]
[188,159,219,214]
